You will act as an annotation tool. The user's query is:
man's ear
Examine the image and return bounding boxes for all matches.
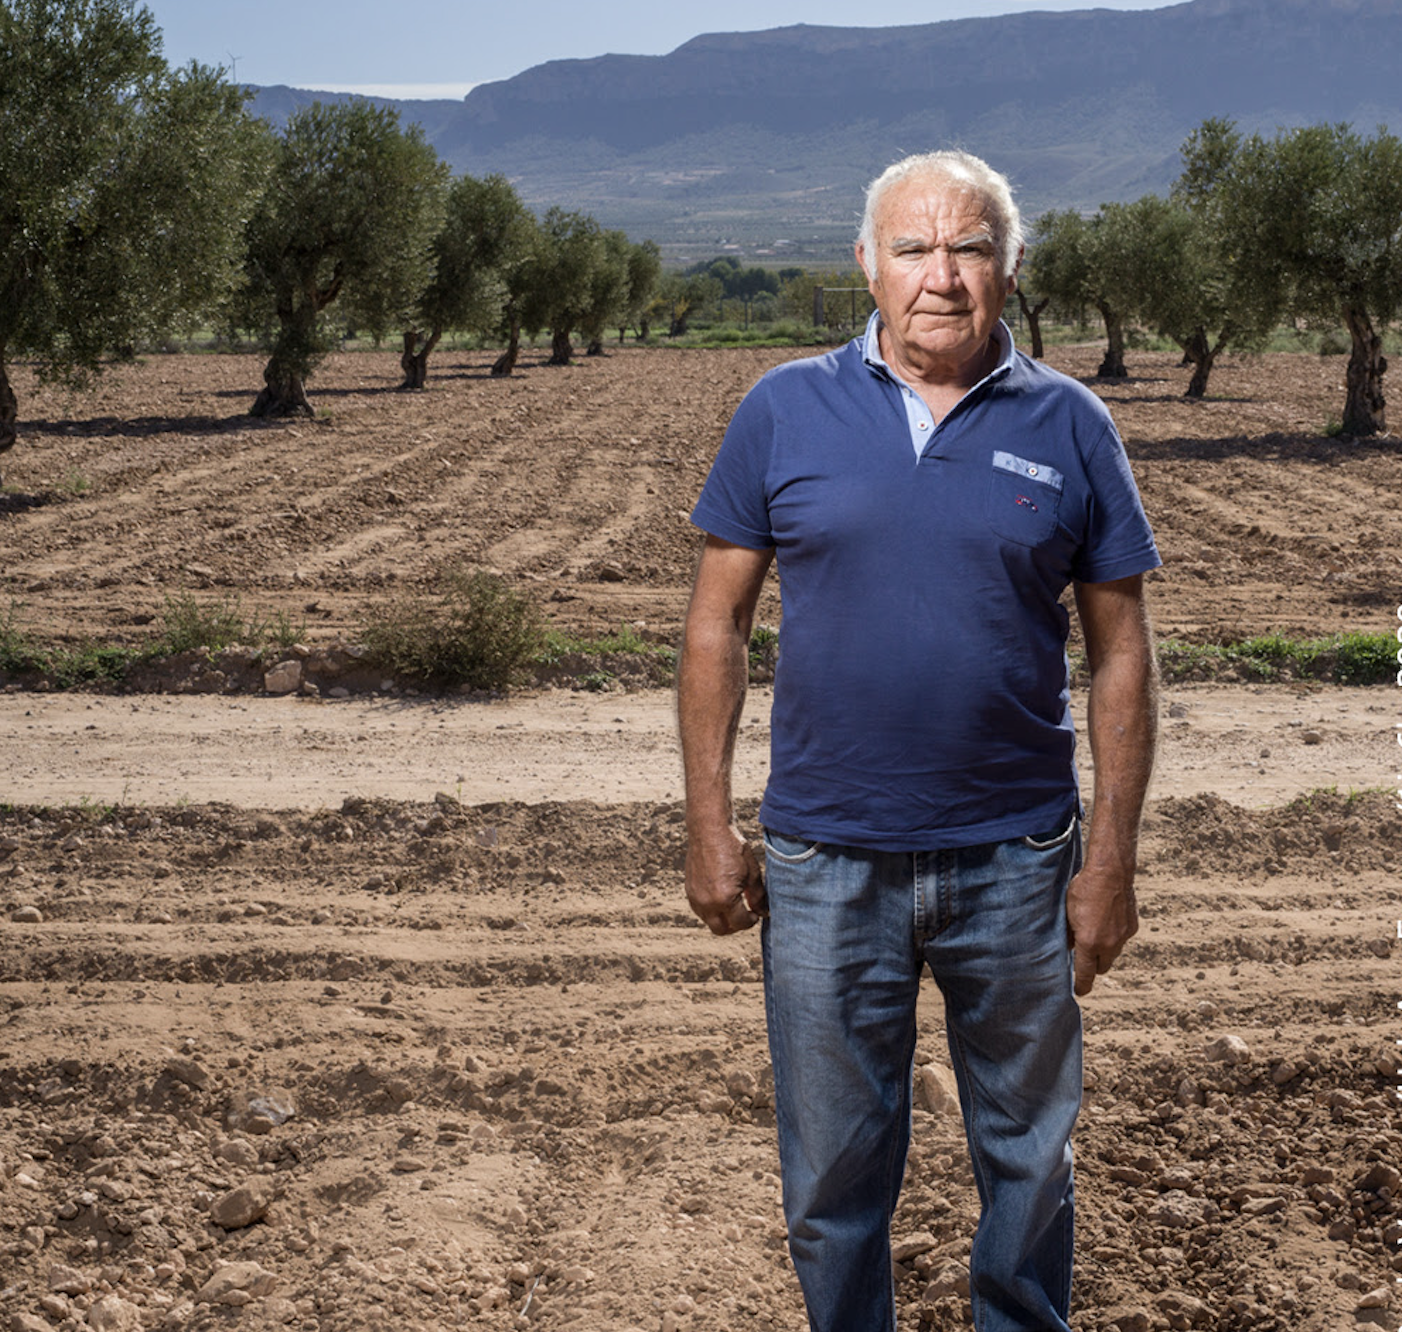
[1007,244,1025,293]
[855,241,872,282]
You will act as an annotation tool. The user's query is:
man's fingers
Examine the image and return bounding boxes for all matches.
[703,890,760,936]
[743,880,769,918]
[740,843,768,918]
[1072,948,1099,997]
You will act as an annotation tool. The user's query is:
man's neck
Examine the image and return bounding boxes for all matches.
[876,325,1001,394]
[875,325,1005,423]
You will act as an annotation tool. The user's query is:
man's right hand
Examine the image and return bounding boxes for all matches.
[685,823,768,935]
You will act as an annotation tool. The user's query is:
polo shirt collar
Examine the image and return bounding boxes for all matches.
[861,310,1016,390]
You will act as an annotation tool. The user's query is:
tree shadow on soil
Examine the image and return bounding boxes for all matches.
[1068,375,1255,408]
[0,490,58,516]
[1123,431,1402,463]
[21,414,280,439]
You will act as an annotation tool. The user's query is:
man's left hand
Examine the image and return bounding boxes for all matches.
[1066,862,1138,997]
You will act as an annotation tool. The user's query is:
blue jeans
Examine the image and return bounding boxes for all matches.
[761,818,1083,1332]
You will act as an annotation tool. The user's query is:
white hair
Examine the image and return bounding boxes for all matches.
[857,150,1024,281]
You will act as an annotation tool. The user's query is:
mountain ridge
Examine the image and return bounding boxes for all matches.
[250,0,1402,260]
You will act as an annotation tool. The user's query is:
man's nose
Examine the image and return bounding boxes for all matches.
[921,248,962,290]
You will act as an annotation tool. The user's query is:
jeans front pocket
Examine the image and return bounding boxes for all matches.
[1021,812,1078,851]
[762,827,824,864]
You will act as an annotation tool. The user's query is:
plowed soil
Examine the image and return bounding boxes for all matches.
[1,342,1400,1332]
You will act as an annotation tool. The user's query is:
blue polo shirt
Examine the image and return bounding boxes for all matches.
[691,317,1161,852]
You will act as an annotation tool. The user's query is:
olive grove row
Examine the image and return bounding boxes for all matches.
[5,0,1402,459]
[1021,118,1402,436]
[0,0,672,447]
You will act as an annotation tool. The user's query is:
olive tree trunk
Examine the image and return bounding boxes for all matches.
[1342,306,1387,436]
[1095,302,1128,378]
[490,309,521,377]
[1016,291,1049,360]
[250,280,342,418]
[251,364,313,418]
[250,302,327,418]
[0,353,17,464]
[547,327,573,366]
[399,328,441,390]
[1181,327,1214,399]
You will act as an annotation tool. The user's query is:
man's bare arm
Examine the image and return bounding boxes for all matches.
[677,535,775,936]
[1068,573,1158,996]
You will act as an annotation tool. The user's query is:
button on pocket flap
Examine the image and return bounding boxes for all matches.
[992,451,1064,492]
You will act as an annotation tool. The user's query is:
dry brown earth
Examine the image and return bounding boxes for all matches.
[1,342,1400,1332]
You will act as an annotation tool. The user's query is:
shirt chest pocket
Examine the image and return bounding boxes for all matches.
[985,450,1064,546]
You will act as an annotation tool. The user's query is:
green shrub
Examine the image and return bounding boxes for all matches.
[0,600,42,674]
[0,603,133,685]
[47,642,132,689]
[749,623,780,677]
[158,592,257,654]
[361,568,546,690]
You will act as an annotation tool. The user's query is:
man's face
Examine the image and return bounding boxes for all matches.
[857,176,1017,381]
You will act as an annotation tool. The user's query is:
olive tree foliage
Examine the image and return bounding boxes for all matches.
[0,0,266,460]
[1212,121,1402,436]
[238,101,447,417]
[573,232,660,354]
[399,172,533,388]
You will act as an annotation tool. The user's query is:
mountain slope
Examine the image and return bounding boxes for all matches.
[250,0,1402,257]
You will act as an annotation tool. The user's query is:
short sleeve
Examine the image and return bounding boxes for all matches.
[1071,423,1162,584]
[690,380,778,551]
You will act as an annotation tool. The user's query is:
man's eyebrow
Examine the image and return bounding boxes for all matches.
[885,230,996,249]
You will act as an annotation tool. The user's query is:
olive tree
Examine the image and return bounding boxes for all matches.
[1216,122,1402,435]
[1030,204,1153,379]
[1026,210,1111,368]
[619,240,662,342]
[1095,120,1280,399]
[399,172,533,389]
[488,209,544,378]
[654,271,723,337]
[580,230,632,356]
[520,208,605,366]
[0,0,266,462]
[240,101,446,416]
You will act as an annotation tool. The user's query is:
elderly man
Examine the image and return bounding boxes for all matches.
[677,150,1159,1332]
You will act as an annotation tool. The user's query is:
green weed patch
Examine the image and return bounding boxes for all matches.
[1154,632,1394,685]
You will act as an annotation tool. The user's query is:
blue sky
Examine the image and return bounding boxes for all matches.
[147,0,1174,98]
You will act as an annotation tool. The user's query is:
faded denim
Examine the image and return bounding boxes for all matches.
[761,819,1083,1332]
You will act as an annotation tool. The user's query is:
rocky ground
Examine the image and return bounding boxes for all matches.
[1,340,1400,1332]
